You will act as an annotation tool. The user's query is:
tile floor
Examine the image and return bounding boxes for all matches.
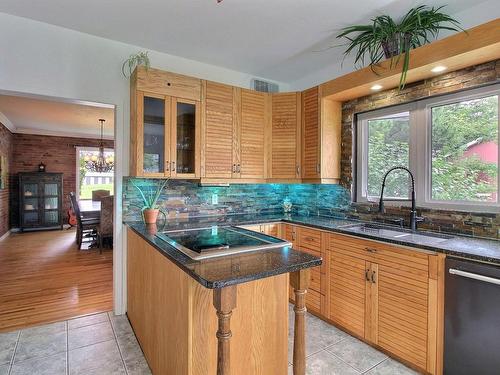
[0,307,419,375]
[0,312,150,375]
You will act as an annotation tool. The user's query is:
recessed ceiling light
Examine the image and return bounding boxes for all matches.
[371,84,383,91]
[431,66,447,73]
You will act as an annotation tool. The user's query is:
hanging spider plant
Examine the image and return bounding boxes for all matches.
[122,51,151,78]
[337,5,464,89]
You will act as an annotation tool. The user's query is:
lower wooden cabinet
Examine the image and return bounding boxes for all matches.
[327,233,444,374]
[278,223,444,374]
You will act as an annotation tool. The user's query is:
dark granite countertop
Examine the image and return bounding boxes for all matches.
[126,212,500,272]
[126,219,322,289]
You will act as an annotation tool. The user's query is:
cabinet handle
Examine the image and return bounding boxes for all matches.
[171,161,176,172]
[371,270,377,284]
[296,165,300,176]
[166,161,170,172]
[305,236,315,242]
[291,231,296,241]
[232,164,236,173]
[365,247,377,253]
[236,164,241,173]
[365,269,371,282]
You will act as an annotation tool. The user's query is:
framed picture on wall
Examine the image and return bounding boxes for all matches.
[0,155,7,189]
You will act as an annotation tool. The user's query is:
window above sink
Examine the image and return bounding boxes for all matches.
[355,84,499,213]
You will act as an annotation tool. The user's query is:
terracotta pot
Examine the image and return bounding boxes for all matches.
[143,209,159,224]
[146,223,158,235]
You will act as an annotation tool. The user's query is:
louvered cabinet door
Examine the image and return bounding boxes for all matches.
[374,251,430,370]
[301,86,320,179]
[329,249,367,338]
[203,81,234,178]
[239,89,268,179]
[270,92,301,179]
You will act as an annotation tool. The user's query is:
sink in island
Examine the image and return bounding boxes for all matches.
[126,223,322,375]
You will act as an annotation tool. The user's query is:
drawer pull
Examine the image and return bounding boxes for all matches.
[365,269,370,282]
[365,247,377,253]
[305,236,316,242]
[371,270,377,284]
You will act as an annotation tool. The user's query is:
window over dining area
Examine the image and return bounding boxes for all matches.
[356,85,499,212]
[77,147,114,200]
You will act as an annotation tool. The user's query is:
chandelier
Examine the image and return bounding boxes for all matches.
[84,119,114,173]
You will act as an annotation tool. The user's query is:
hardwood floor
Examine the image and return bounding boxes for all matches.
[0,229,113,332]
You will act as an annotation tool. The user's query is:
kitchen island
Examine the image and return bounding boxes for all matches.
[126,223,321,375]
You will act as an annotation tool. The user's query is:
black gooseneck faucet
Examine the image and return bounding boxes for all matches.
[378,166,423,231]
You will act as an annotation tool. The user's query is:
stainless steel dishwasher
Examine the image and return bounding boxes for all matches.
[444,257,500,375]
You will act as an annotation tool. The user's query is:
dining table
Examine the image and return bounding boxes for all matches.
[78,199,101,219]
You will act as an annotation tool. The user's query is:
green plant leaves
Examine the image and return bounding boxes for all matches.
[122,51,151,78]
[336,5,464,89]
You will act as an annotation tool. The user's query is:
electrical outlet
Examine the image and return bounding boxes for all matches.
[211,193,218,205]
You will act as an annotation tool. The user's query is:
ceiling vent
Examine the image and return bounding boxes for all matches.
[252,79,279,93]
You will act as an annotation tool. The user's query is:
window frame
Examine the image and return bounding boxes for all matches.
[355,84,500,213]
[75,146,115,201]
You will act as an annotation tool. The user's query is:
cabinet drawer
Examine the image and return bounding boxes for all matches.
[329,233,429,276]
[298,227,322,252]
[135,67,201,101]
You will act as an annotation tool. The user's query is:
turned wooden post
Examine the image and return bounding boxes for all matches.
[290,269,311,375]
[213,285,237,375]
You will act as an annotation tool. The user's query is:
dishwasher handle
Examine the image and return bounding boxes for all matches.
[449,268,500,286]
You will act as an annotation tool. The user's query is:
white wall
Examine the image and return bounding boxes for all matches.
[288,0,500,91]
[0,12,288,315]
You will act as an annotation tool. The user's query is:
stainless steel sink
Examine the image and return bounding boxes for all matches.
[339,223,454,245]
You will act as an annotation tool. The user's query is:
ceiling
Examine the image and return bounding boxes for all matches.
[0,94,114,139]
[0,0,496,86]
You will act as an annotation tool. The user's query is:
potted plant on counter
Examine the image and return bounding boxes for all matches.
[336,5,463,89]
[131,179,168,224]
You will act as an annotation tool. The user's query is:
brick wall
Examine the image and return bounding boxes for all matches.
[340,60,500,239]
[0,123,13,237]
[10,134,114,227]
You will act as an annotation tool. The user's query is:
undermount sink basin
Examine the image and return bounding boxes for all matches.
[340,223,454,245]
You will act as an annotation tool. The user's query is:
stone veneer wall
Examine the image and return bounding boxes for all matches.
[0,123,13,237]
[122,178,350,222]
[10,133,114,227]
[340,60,500,239]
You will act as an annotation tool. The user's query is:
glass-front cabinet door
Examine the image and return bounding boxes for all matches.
[171,98,200,178]
[43,182,60,226]
[140,93,171,177]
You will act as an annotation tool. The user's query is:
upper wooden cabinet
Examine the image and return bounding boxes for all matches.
[301,86,341,183]
[201,84,270,182]
[201,81,236,179]
[134,66,201,101]
[130,67,341,183]
[237,89,270,179]
[269,93,301,181]
[130,89,201,178]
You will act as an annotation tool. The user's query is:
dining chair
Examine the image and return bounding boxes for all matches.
[69,192,100,250]
[98,195,114,253]
[92,190,110,201]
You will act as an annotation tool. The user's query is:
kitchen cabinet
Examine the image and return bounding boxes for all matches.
[301,86,341,183]
[269,92,301,181]
[201,84,270,182]
[130,68,201,178]
[18,172,63,231]
[281,224,327,315]
[201,81,236,179]
[238,223,280,237]
[236,89,270,180]
[130,91,201,178]
[327,232,444,374]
